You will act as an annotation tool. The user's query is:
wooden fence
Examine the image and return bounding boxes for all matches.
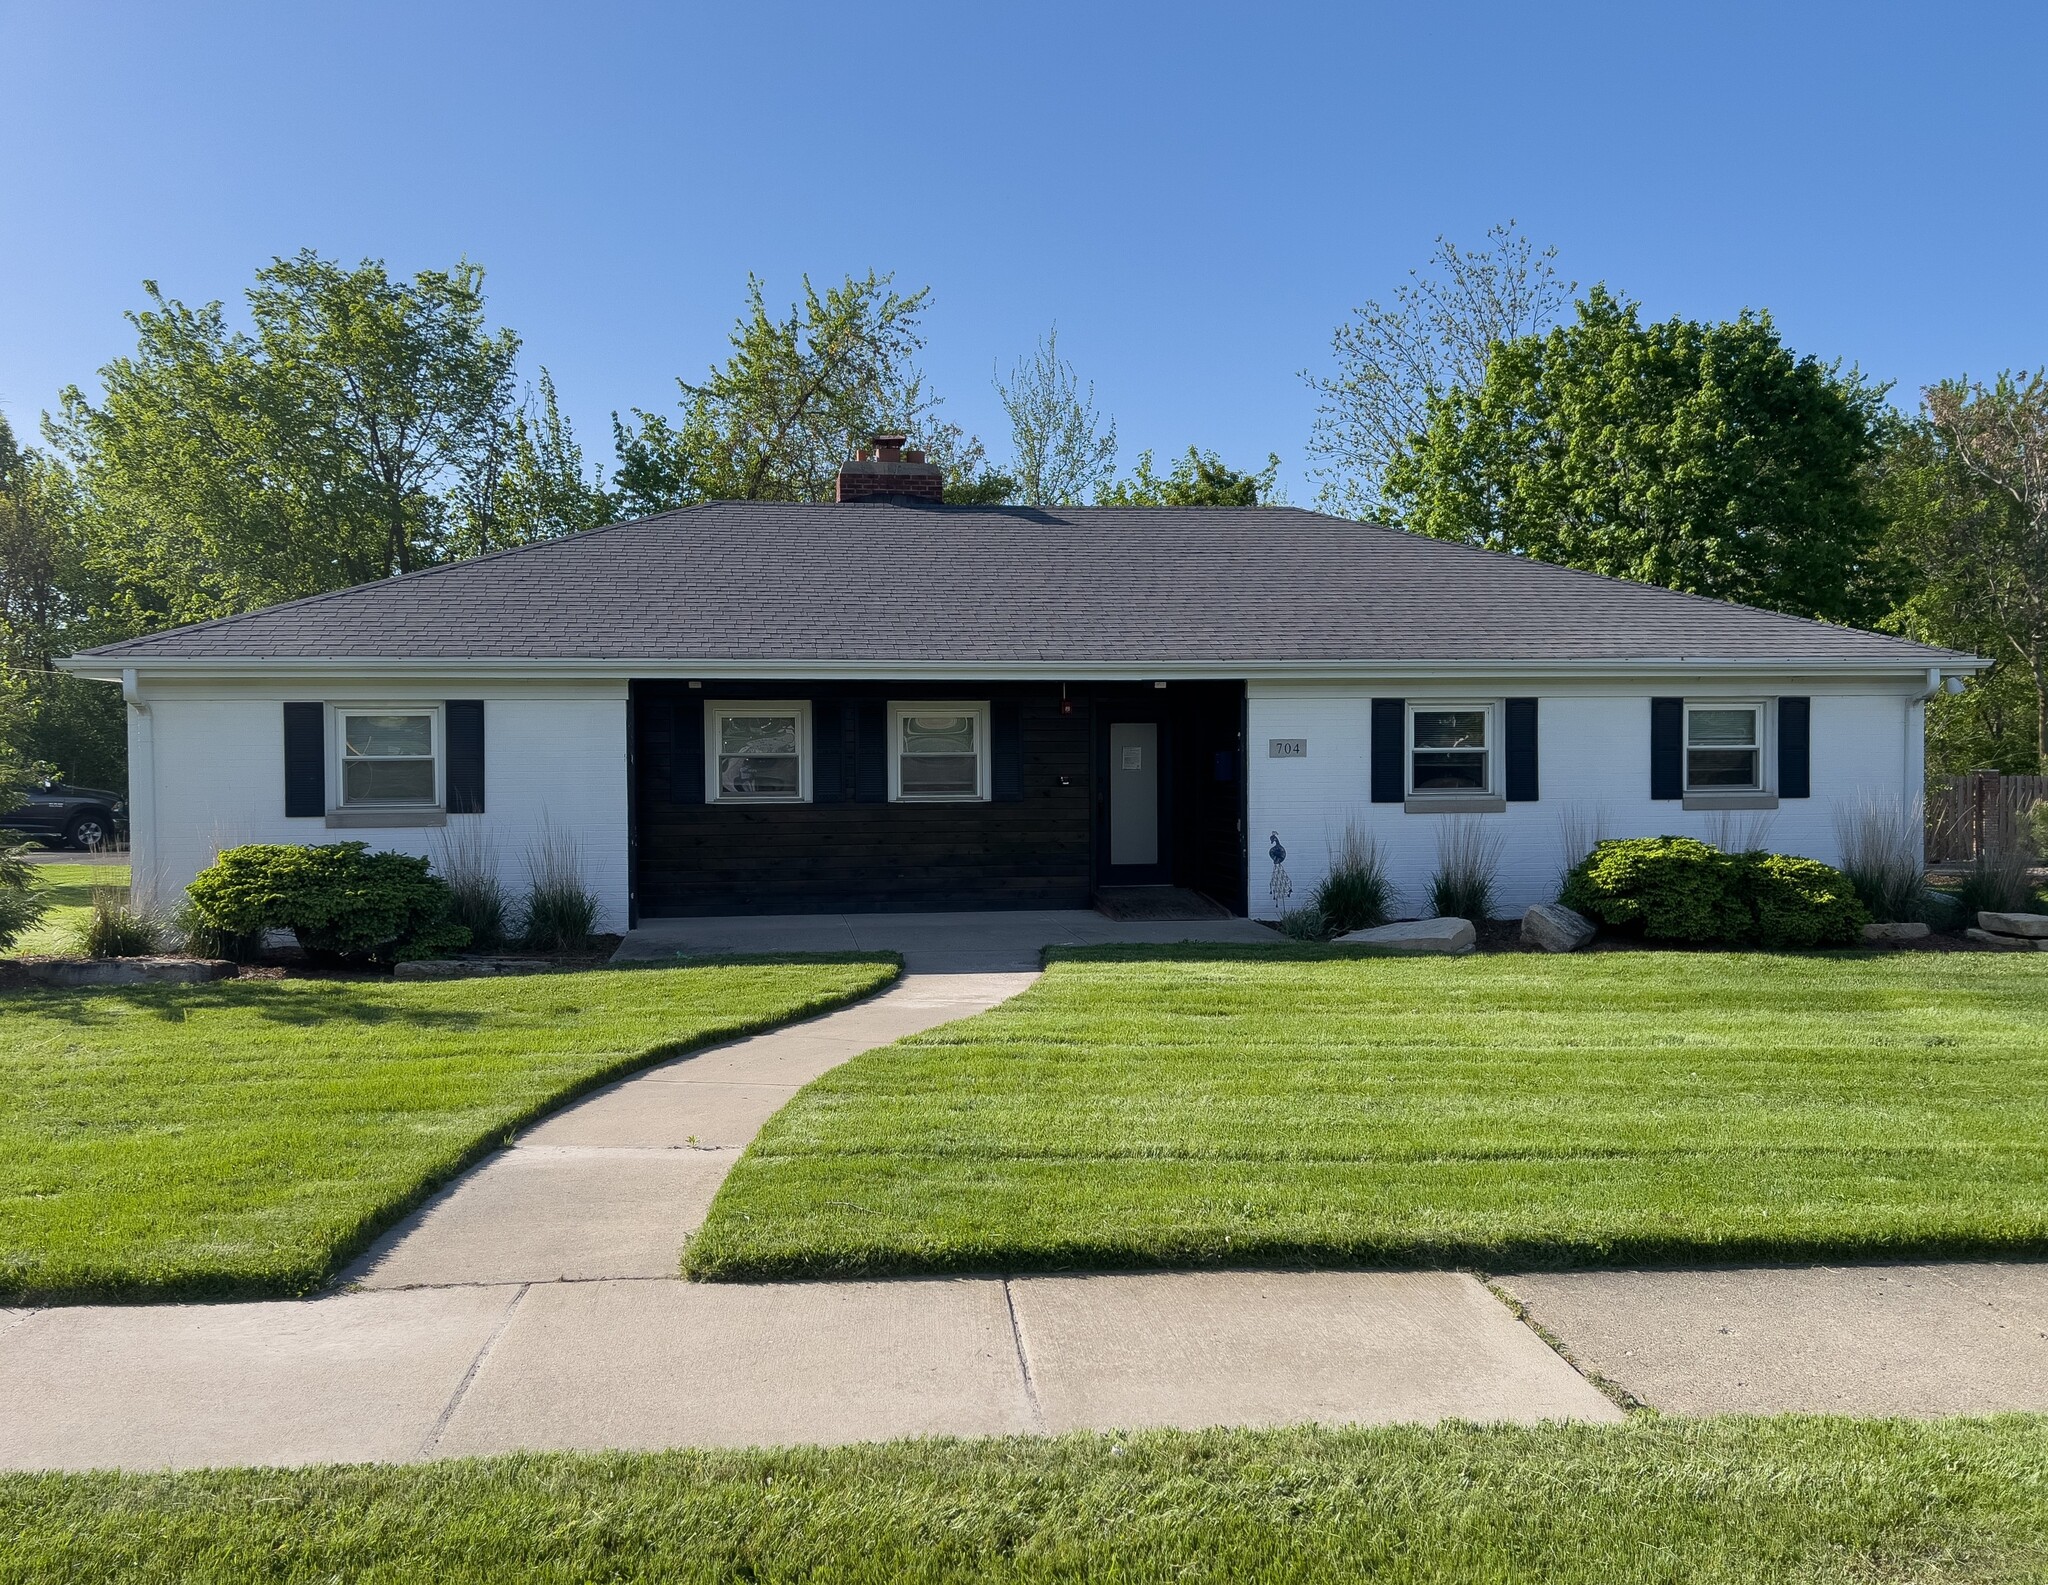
[1926,772,2048,864]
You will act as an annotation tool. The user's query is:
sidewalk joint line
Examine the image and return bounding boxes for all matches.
[419,1281,530,1457]
[1002,1277,1048,1434]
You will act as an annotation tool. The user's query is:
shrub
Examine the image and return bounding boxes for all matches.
[2031,800,2048,860]
[71,886,165,958]
[518,824,599,952]
[186,842,469,964]
[0,834,51,951]
[1947,841,2041,917]
[1312,820,1391,935]
[173,899,260,961]
[1832,797,1926,923]
[1427,816,1503,921]
[435,823,509,952]
[1561,836,1868,947]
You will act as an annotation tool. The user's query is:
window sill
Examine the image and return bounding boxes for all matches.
[326,808,448,829]
[1403,796,1507,814]
[1681,792,1779,811]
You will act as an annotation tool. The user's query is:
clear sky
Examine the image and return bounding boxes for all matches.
[3,1,2041,500]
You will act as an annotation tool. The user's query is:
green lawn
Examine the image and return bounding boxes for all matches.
[6,1418,2047,1583]
[690,947,2048,1280]
[12,861,128,955]
[1,955,897,1304]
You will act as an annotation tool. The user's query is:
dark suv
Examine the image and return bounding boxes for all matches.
[2,779,127,850]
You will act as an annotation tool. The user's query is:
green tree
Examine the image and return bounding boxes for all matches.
[0,415,125,785]
[49,251,527,626]
[1097,447,1282,506]
[1879,371,2048,771]
[611,272,936,515]
[452,369,614,557]
[1387,288,1891,625]
[996,328,1118,507]
[1305,222,1570,520]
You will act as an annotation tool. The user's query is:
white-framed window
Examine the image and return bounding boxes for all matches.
[336,706,441,808]
[1408,702,1494,796]
[1685,701,1767,792]
[706,701,811,803]
[889,701,990,802]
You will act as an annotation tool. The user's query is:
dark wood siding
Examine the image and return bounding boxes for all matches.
[634,681,1095,916]
[633,678,1247,917]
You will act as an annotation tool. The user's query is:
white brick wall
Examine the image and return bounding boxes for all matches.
[1245,678,1925,920]
[127,677,631,931]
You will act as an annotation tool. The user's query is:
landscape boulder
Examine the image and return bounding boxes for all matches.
[1976,911,2048,940]
[1335,917,1476,955]
[13,956,237,987]
[1964,928,2044,951]
[393,957,560,980]
[1521,902,1596,953]
[1861,921,1931,943]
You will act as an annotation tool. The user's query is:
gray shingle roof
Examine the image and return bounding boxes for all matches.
[75,501,1965,666]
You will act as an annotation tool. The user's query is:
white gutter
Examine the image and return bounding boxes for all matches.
[57,652,1993,685]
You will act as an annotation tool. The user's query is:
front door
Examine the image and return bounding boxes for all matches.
[1099,717,1169,885]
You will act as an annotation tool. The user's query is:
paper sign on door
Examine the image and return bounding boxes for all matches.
[1122,746,1143,770]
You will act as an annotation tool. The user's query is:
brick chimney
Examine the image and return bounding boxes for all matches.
[836,432,944,503]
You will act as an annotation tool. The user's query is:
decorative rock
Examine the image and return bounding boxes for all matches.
[1861,921,1931,943]
[393,957,559,980]
[1335,917,1477,955]
[1522,902,1596,953]
[14,956,236,987]
[1976,911,2048,939]
[1964,928,2041,951]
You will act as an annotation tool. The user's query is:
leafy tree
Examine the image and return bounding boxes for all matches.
[1387,288,1890,625]
[0,415,125,785]
[996,328,1117,507]
[611,272,936,515]
[452,369,614,558]
[1097,447,1282,507]
[1880,371,2048,770]
[1304,222,1570,520]
[49,251,528,625]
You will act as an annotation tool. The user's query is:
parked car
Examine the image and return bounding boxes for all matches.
[2,779,127,850]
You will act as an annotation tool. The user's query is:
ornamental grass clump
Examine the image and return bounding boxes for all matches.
[518,824,599,952]
[1832,797,1927,923]
[1427,816,1503,921]
[434,823,509,952]
[1561,836,1868,948]
[1312,819,1391,935]
[71,886,165,958]
[185,842,469,965]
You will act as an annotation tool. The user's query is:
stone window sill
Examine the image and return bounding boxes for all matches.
[325,808,448,829]
[1403,796,1507,814]
[1681,793,1779,811]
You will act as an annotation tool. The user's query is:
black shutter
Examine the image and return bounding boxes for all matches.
[1650,697,1684,800]
[1504,697,1539,802]
[1778,696,1811,798]
[1370,698,1404,803]
[812,701,844,802]
[445,700,485,813]
[283,702,325,817]
[853,700,888,803]
[673,697,705,804]
[991,700,1024,801]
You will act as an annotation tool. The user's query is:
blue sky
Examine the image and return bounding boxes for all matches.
[3,1,2041,500]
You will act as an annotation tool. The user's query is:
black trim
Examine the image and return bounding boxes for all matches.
[1370,698,1405,803]
[283,702,324,818]
[991,700,1024,802]
[673,697,705,804]
[1504,697,1539,802]
[853,701,888,802]
[1778,696,1811,798]
[1650,697,1684,800]
[445,700,485,813]
[812,700,845,802]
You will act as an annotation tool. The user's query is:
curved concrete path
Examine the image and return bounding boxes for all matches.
[0,964,1622,1472]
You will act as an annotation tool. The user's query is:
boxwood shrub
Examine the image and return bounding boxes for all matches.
[186,842,469,964]
[1561,836,1868,948]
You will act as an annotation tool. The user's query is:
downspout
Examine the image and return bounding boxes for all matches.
[1906,668,1943,852]
[121,667,157,906]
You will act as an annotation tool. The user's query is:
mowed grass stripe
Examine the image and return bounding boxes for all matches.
[7,1417,2048,1584]
[1,955,898,1304]
[688,948,2048,1278]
